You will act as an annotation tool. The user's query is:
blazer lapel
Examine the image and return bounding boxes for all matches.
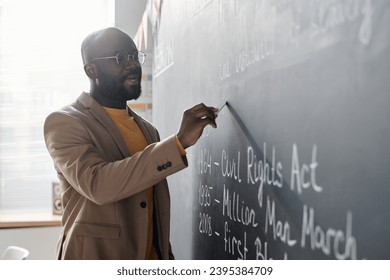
[78,92,130,158]
[128,107,156,144]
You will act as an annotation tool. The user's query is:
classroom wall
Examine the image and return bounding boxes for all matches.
[0,0,145,261]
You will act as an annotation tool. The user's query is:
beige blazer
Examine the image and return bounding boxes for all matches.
[44,92,187,259]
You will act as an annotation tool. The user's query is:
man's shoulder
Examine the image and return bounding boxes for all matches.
[43,94,101,139]
[46,93,92,119]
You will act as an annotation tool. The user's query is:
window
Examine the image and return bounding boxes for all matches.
[0,0,114,213]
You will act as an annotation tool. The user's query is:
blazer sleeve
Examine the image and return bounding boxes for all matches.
[44,111,188,205]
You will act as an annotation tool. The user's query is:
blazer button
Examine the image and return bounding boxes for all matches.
[166,161,172,167]
[140,202,147,208]
[157,165,163,171]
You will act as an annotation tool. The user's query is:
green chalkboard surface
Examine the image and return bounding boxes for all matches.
[152,0,390,259]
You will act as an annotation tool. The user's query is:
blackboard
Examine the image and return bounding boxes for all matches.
[152,0,390,259]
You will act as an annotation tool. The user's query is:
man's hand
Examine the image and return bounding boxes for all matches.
[177,103,218,149]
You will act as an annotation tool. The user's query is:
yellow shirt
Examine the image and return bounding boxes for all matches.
[104,107,158,259]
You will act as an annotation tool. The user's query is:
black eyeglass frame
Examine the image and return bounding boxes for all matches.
[90,51,146,66]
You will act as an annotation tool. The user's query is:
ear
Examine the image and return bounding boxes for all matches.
[84,63,98,79]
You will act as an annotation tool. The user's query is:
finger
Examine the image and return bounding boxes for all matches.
[198,115,217,128]
[196,110,217,122]
[192,103,218,113]
[191,103,206,111]
[193,106,218,119]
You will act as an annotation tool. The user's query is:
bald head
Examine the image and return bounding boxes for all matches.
[81,27,136,65]
[81,27,143,108]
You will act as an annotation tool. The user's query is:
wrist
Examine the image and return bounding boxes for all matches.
[176,135,187,154]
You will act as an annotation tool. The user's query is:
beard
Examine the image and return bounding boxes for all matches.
[96,67,142,102]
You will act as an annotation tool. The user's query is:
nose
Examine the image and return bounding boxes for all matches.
[124,56,141,69]
[124,62,142,78]
[124,64,141,73]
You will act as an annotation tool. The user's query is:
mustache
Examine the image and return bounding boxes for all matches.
[121,68,142,81]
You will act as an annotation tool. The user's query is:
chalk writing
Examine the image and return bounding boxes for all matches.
[153,37,174,78]
[235,40,274,73]
[224,222,248,260]
[199,182,212,207]
[265,196,297,247]
[218,48,232,81]
[218,0,228,25]
[301,205,357,260]
[221,149,242,182]
[290,144,322,194]
[247,144,283,208]
[199,212,213,236]
[199,148,212,174]
[222,185,258,227]
[195,139,360,259]
[310,0,373,45]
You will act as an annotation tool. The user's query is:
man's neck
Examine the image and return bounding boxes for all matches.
[89,90,127,109]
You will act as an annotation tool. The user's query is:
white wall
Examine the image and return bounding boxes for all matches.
[0,227,61,260]
[0,0,148,262]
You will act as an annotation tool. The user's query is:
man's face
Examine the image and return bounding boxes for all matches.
[92,31,143,102]
[96,61,142,101]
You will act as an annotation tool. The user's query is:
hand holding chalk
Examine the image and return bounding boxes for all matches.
[177,103,219,149]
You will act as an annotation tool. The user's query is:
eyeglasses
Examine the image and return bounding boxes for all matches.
[91,51,146,66]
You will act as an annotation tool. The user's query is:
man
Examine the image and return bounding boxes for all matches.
[44,27,218,259]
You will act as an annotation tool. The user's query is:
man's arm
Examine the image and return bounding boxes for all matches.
[44,112,187,205]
